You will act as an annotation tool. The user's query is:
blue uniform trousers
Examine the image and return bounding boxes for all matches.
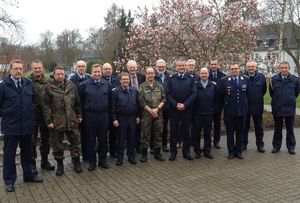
[169,108,192,155]
[117,115,136,161]
[3,134,34,185]
[244,114,264,149]
[224,115,246,154]
[194,115,213,154]
[272,115,296,151]
[85,111,109,166]
[213,112,222,144]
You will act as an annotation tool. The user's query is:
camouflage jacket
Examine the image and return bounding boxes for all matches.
[139,81,166,109]
[42,79,82,131]
[28,73,50,120]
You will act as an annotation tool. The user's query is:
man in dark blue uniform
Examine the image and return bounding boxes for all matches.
[217,63,249,159]
[269,61,300,155]
[194,67,216,159]
[0,59,43,192]
[126,60,145,153]
[242,61,266,153]
[70,60,91,161]
[165,57,196,161]
[186,59,200,148]
[102,63,120,158]
[155,59,170,152]
[79,64,110,171]
[112,72,140,165]
[209,59,226,149]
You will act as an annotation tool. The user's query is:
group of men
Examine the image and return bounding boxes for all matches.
[1,57,299,192]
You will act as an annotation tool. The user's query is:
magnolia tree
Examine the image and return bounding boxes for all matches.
[115,0,261,72]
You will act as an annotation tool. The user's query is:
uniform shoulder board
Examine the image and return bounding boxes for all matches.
[169,74,174,78]
[112,87,118,92]
[190,74,194,77]
[211,81,217,85]
[0,80,3,84]
[243,75,249,78]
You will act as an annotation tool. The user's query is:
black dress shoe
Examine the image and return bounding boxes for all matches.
[169,153,176,161]
[228,153,234,159]
[116,160,123,166]
[154,153,165,161]
[288,149,296,155]
[88,164,96,171]
[128,159,137,164]
[257,146,265,153]
[194,153,201,159]
[272,148,280,153]
[214,143,221,149]
[99,162,110,169]
[236,153,244,159]
[150,149,155,155]
[183,153,194,160]
[204,153,214,159]
[162,145,169,152]
[24,175,43,183]
[5,184,15,192]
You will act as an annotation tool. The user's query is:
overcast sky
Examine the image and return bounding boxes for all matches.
[5,0,159,44]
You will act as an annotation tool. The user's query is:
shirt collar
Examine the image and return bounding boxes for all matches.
[10,76,21,86]
[76,72,85,79]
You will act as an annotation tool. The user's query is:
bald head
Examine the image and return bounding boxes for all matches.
[102,63,113,77]
[199,67,209,82]
[246,61,257,74]
[76,60,87,75]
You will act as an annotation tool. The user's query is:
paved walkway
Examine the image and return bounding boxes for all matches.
[1,129,300,202]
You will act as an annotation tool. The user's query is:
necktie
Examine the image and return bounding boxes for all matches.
[131,75,138,89]
[213,72,217,79]
[17,80,21,89]
[180,74,184,79]
[233,78,238,88]
[160,74,164,84]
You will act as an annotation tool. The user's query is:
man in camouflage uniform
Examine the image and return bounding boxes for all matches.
[28,59,55,174]
[139,67,166,162]
[42,66,83,176]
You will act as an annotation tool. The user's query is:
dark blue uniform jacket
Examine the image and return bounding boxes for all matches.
[242,71,266,115]
[217,75,250,116]
[270,73,300,116]
[195,80,216,115]
[165,73,196,109]
[79,78,110,112]
[0,76,35,135]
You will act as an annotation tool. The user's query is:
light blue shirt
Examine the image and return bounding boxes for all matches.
[201,80,208,89]
[10,76,21,88]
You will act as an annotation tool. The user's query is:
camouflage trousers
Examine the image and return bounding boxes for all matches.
[32,122,50,160]
[140,111,163,150]
[49,129,81,160]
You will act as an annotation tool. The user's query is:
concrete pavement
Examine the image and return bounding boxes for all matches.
[0,129,300,202]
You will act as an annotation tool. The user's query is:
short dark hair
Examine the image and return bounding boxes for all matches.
[119,72,129,79]
[279,61,290,68]
[31,59,43,67]
[91,63,102,71]
[10,59,23,70]
[175,57,186,64]
[53,65,65,74]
